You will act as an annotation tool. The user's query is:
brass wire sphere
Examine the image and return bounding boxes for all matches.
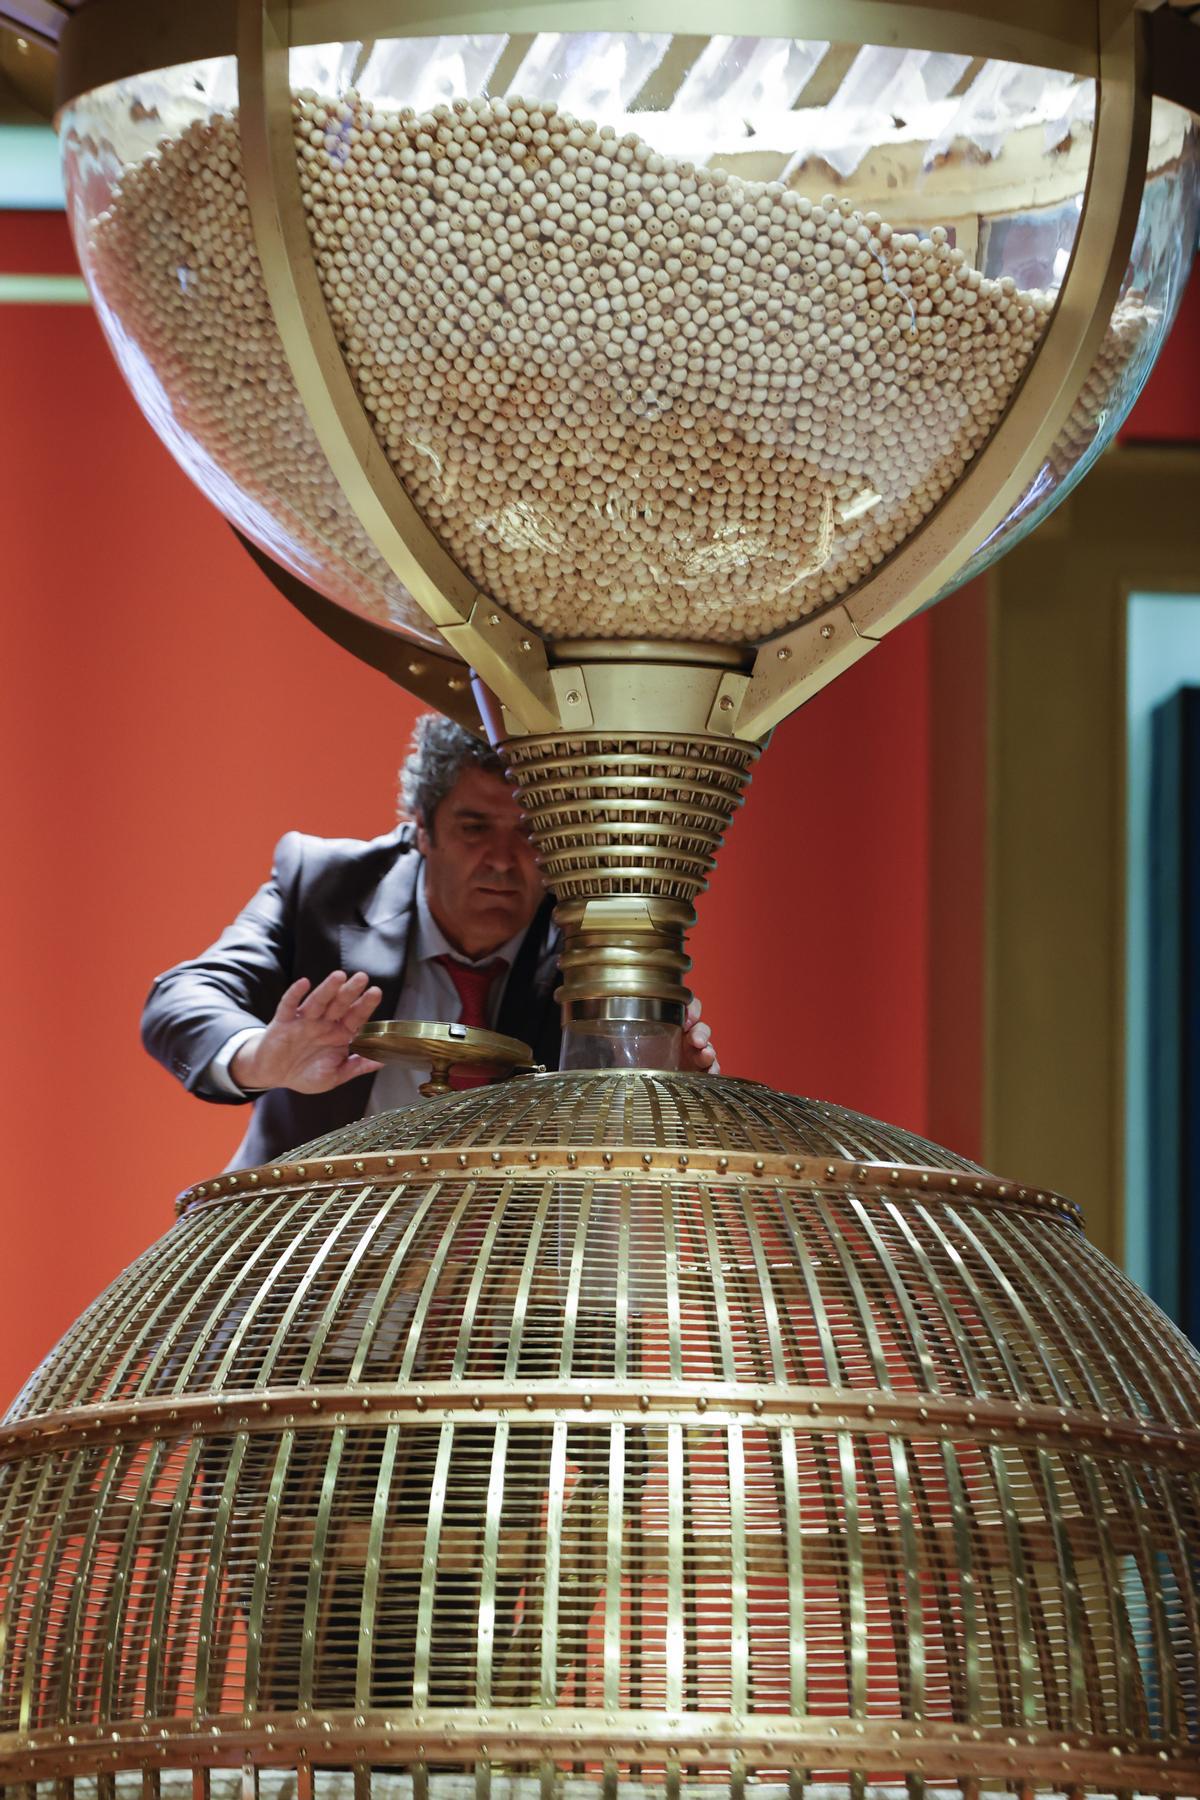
[2,1073,1199,1798]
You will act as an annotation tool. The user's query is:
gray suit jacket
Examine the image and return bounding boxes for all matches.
[141,824,561,1170]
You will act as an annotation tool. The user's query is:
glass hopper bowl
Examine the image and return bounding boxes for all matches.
[57,11,1199,660]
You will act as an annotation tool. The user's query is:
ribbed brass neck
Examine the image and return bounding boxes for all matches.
[502,732,758,1060]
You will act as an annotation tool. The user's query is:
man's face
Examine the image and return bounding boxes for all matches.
[417,766,546,958]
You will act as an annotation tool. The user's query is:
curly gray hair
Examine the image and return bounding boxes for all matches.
[398,712,505,834]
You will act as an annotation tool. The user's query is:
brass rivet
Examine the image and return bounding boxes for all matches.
[638,1394,651,1412]
[696,1395,708,1412]
[472,1395,483,1411]
[524,1394,537,1410]
[581,1395,593,1412]
[719,696,734,711]
[777,646,791,660]
[566,690,581,705]
[489,612,501,626]
[415,1397,426,1412]
[820,623,834,639]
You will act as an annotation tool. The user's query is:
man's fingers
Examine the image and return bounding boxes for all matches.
[296,970,348,1021]
[684,996,702,1028]
[331,1054,384,1087]
[688,1022,712,1050]
[324,971,373,1024]
[273,976,311,1022]
[343,984,383,1036]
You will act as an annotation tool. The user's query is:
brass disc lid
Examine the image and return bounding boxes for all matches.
[353,1018,536,1096]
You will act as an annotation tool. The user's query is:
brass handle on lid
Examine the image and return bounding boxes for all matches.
[351,1019,537,1098]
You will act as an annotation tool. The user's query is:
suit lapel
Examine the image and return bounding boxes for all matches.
[338,844,420,1020]
[496,896,559,1057]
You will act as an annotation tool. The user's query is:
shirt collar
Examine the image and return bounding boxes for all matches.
[413,863,531,970]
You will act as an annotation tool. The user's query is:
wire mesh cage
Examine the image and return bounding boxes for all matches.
[2,1072,1198,1798]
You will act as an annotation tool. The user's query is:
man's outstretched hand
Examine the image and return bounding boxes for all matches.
[681,996,719,1075]
[230,971,384,1094]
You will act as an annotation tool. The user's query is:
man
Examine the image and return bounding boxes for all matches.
[143,713,717,1169]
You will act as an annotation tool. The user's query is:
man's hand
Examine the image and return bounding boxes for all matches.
[230,971,384,1095]
[681,996,719,1075]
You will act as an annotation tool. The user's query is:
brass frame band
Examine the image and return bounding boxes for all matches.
[5,1383,1189,1465]
[3,1714,1198,1791]
[563,996,683,1022]
[174,1145,1083,1219]
[237,0,561,733]
[53,0,1142,114]
[735,3,1152,734]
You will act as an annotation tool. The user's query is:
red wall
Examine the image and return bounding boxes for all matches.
[0,207,949,1408]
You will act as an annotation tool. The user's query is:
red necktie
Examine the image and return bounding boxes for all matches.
[433,954,506,1088]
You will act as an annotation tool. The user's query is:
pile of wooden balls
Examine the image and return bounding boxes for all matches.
[1048,293,1151,482]
[86,89,1132,643]
[85,108,410,632]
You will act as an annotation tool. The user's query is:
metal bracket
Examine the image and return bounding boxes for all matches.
[735,606,874,740]
[438,601,561,734]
